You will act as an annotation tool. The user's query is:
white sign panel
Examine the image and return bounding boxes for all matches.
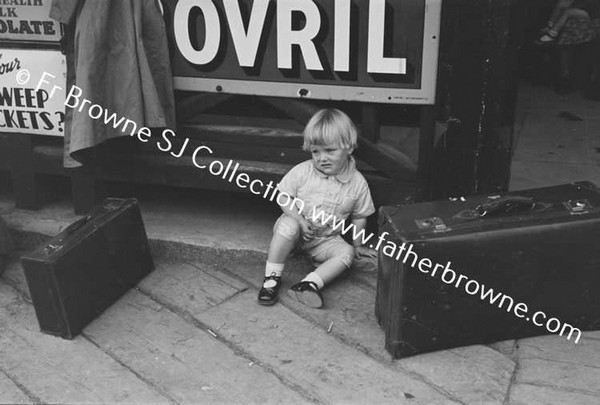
[167,0,441,105]
[0,48,66,136]
[0,0,61,42]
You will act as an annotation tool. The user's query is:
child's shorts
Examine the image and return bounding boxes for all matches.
[273,214,354,268]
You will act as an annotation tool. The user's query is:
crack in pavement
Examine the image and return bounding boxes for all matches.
[0,364,45,404]
[503,340,520,405]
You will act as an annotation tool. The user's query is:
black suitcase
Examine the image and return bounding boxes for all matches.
[22,198,154,339]
[375,181,600,358]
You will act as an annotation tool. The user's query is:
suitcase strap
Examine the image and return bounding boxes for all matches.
[415,197,596,235]
[475,196,536,218]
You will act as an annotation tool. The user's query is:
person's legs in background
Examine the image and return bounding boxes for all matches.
[537,2,589,43]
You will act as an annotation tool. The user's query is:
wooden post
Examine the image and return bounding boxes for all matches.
[361,104,380,144]
[416,105,437,202]
[9,133,40,210]
[429,0,520,199]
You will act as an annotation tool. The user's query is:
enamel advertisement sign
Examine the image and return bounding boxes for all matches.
[0,0,61,42]
[0,48,66,136]
[165,0,441,104]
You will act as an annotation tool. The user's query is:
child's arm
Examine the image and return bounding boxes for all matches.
[350,217,377,258]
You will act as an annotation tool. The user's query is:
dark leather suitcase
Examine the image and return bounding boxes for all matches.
[376,181,600,358]
[22,198,154,339]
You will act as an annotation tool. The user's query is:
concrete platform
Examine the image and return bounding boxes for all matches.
[1,81,600,404]
[510,81,600,190]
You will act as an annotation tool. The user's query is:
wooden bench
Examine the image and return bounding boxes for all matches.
[6,93,426,214]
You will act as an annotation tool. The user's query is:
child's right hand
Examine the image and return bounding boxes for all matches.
[300,218,316,241]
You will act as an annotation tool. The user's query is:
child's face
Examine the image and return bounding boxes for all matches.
[309,143,353,176]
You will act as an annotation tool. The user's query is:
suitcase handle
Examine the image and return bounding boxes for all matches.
[475,196,536,218]
[62,214,92,235]
[43,215,92,255]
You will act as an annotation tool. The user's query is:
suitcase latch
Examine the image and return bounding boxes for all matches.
[44,243,63,255]
[564,199,592,215]
[415,217,448,232]
[103,200,123,211]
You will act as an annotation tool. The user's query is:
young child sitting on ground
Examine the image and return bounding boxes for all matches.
[536,0,600,44]
[257,108,376,308]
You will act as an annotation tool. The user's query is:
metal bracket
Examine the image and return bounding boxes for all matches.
[563,199,592,215]
[415,217,448,232]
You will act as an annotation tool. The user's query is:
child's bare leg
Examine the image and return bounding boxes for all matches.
[267,228,299,264]
[313,248,354,286]
[289,239,354,308]
[306,240,354,288]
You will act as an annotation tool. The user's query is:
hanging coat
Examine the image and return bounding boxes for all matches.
[50,0,176,167]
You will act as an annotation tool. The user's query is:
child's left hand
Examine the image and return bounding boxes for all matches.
[354,246,377,259]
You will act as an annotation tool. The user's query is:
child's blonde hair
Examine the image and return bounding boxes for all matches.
[302,108,358,151]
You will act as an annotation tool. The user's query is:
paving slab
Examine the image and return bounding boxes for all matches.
[217,253,388,355]
[0,282,169,404]
[509,160,600,191]
[584,330,600,340]
[136,256,446,403]
[510,383,600,405]
[191,253,534,404]
[515,335,600,397]
[510,82,600,192]
[84,289,307,404]
[2,256,306,404]
[400,345,515,405]
[196,290,460,404]
[515,82,583,113]
[513,117,587,164]
[1,253,28,297]
[138,260,248,314]
[0,371,31,404]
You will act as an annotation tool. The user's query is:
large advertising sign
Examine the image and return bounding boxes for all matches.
[165,0,441,104]
[0,0,61,42]
[0,49,66,136]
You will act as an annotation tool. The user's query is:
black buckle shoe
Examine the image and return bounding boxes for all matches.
[258,274,281,306]
[288,281,323,308]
